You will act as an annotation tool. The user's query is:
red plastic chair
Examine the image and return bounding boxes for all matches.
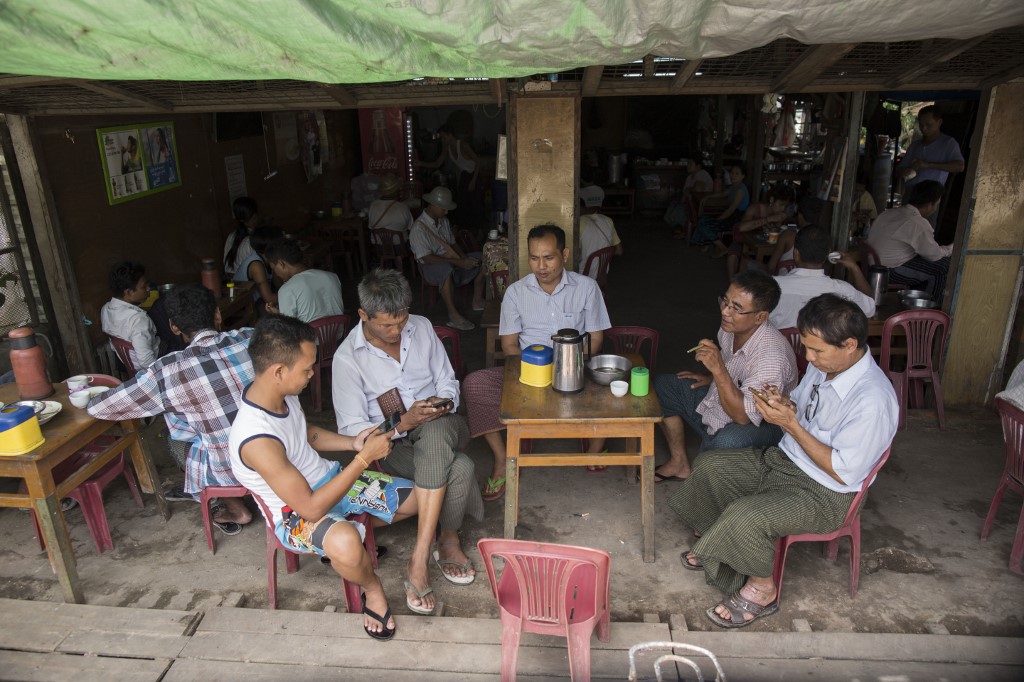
[250,490,377,610]
[108,336,138,377]
[604,326,659,372]
[982,398,1024,574]
[370,228,414,277]
[478,538,611,682]
[581,245,616,291]
[772,445,892,601]
[200,485,251,554]
[30,374,143,553]
[778,327,809,378]
[858,241,908,292]
[433,324,466,380]
[308,314,352,413]
[879,309,949,430]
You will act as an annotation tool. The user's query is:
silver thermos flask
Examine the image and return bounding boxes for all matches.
[867,266,889,306]
[551,328,591,393]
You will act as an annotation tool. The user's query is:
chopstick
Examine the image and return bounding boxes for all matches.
[686,344,702,353]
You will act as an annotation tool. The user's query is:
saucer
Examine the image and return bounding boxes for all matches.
[37,401,63,426]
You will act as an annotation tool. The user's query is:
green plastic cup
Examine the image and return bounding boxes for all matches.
[630,367,649,397]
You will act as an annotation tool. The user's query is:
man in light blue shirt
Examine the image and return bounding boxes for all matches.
[670,293,898,628]
[464,224,611,500]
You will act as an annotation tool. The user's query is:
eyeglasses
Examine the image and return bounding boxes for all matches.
[718,295,759,316]
[804,383,821,422]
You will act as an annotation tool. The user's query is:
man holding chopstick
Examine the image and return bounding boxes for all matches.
[653,270,797,482]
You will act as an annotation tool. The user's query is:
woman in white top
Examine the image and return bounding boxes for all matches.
[223,196,260,277]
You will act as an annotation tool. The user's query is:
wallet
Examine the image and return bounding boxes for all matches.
[375,387,407,421]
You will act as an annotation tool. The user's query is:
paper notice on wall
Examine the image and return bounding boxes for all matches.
[225,154,247,205]
[496,134,508,181]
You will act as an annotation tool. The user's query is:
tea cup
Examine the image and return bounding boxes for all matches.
[610,380,629,397]
[69,390,92,408]
[66,375,93,393]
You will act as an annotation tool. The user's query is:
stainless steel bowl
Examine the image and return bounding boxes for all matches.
[14,400,45,415]
[900,289,931,301]
[586,354,632,385]
[902,297,938,310]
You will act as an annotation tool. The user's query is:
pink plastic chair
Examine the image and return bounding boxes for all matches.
[879,309,950,430]
[250,490,377,610]
[200,485,250,554]
[772,445,892,601]
[478,538,611,682]
[604,326,659,372]
[582,245,616,292]
[308,314,352,413]
[108,336,138,377]
[433,324,466,380]
[982,398,1024,574]
[30,373,143,553]
[778,327,808,378]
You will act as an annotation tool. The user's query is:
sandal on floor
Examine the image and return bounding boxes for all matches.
[705,591,779,629]
[210,502,243,536]
[403,580,435,615]
[482,476,506,501]
[680,550,704,571]
[446,318,475,331]
[432,549,476,585]
[586,465,607,473]
[362,593,397,641]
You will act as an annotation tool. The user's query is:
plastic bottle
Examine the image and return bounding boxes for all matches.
[8,327,54,400]
[226,282,236,299]
[200,258,221,301]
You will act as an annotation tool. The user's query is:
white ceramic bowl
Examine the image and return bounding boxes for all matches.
[610,380,629,397]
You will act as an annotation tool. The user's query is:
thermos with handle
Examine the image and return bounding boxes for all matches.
[551,328,590,394]
[8,327,53,400]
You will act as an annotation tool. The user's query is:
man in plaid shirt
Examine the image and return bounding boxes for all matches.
[88,284,254,534]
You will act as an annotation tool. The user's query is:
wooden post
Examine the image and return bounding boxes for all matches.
[713,95,726,171]
[831,91,865,258]
[944,82,1024,404]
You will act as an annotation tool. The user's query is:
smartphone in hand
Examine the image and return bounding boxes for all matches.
[428,398,454,410]
[378,411,402,433]
[747,386,771,404]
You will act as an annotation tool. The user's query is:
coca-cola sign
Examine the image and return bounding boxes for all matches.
[359,107,405,177]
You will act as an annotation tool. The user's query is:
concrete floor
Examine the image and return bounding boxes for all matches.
[1,216,1022,640]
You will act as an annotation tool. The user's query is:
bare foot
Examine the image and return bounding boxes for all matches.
[405,559,435,612]
[713,581,777,624]
[212,497,252,525]
[436,532,475,581]
[655,464,691,480]
[362,580,395,634]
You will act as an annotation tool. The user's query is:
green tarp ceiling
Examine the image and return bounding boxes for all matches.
[1,1,1023,83]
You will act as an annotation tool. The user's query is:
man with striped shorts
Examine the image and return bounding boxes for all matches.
[333,269,484,616]
[672,294,898,627]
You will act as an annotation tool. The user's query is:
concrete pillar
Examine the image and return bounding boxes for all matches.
[944,82,1024,404]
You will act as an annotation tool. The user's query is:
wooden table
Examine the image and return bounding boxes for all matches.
[499,354,663,562]
[218,281,256,329]
[868,292,902,337]
[481,299,504,367]
[0,384,169,603]
[742,231,777,262]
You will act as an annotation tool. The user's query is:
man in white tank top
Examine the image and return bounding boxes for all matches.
[229,316,418,640]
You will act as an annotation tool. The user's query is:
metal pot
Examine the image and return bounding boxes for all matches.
[551,328,591,393]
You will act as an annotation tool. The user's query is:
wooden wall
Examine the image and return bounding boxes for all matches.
[30,110,359,350]
[944,82,1024,404]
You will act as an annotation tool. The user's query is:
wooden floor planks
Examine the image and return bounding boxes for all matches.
[0,650,170,682]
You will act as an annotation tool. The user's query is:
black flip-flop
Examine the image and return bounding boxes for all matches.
[361,593,397,641]
[705,592,779,629]
[680,550,704,571]
[654,472,687,483]
[211,519,242,536]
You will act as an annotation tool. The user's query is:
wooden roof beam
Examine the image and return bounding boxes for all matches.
[0,75,71,88]
[319,83,358,106]
[982,58,1024,88]
[490,78,506,105]
[581,66,604,96]
[670,59,703,89]
[74,81,173,112]
[885,34,992,87]
[771,43,857,93]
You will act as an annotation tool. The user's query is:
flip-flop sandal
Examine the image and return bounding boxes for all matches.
[403,580,435,615]
[654,472,687,483]
[362,593,397,641]
[212,519,242,536]
[705,592,779,629]
[446,319,475,331]
[680,550,704,571]
[586,465,608,473]
[482,476,506,501]
[432,549,476,585]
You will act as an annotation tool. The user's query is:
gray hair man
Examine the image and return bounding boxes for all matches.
[332,269,484,615]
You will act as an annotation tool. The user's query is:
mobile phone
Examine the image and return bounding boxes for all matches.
[428,398,454,410]
[378,411,402,433]
[747,386,770,404]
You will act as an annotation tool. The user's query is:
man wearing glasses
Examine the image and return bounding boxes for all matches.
[653,270,797,482]
[671,294,898,628]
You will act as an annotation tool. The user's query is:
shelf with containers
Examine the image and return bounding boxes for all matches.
[632,164,688,215]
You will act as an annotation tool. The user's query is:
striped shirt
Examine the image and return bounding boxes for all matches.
[697,322,798,435]
[87,328,255,494]
[500,270,611,349]
[409,212,456,262]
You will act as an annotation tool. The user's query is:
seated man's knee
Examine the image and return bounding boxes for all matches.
[448,453,476,486]
[321,521,366,567]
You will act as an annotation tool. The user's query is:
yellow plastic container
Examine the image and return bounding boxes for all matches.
[0,405,45,456]
[519,345,554,388]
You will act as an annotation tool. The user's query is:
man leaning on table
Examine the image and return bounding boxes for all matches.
[672,294,898,628]
[88,284,254,535]
[653,270,797,482]
[332,268,483,617]
[463,224,612,500]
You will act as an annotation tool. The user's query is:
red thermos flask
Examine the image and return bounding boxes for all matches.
[200,258,222,301]
[8,327,54,400]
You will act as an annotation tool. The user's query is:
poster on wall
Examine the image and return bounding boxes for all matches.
[358,107,405,177]
[96,122,181,205]
[296,110,327,183]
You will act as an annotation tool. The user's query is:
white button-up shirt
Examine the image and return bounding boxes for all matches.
[867,204,953,267]
[781,350,899,493]
[100,297,161,369]
[331,314,460,436]
[770,268,876,330]
[500,270,611,349]
[409,211,456,262]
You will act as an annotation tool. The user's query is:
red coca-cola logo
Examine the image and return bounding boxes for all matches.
[368,157,400,171]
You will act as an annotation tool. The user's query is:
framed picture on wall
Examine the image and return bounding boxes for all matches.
[96,122,182,205]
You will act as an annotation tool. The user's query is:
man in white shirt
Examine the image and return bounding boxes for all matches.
[100,261,161,370]
[368,174,414,236]
[409,186,485,331]
[332,269,483,616]
[770,225,875,330]
[578,199,623,280]
[868,181,952,300]
[671,294,898,628]
[263,239,343,323]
